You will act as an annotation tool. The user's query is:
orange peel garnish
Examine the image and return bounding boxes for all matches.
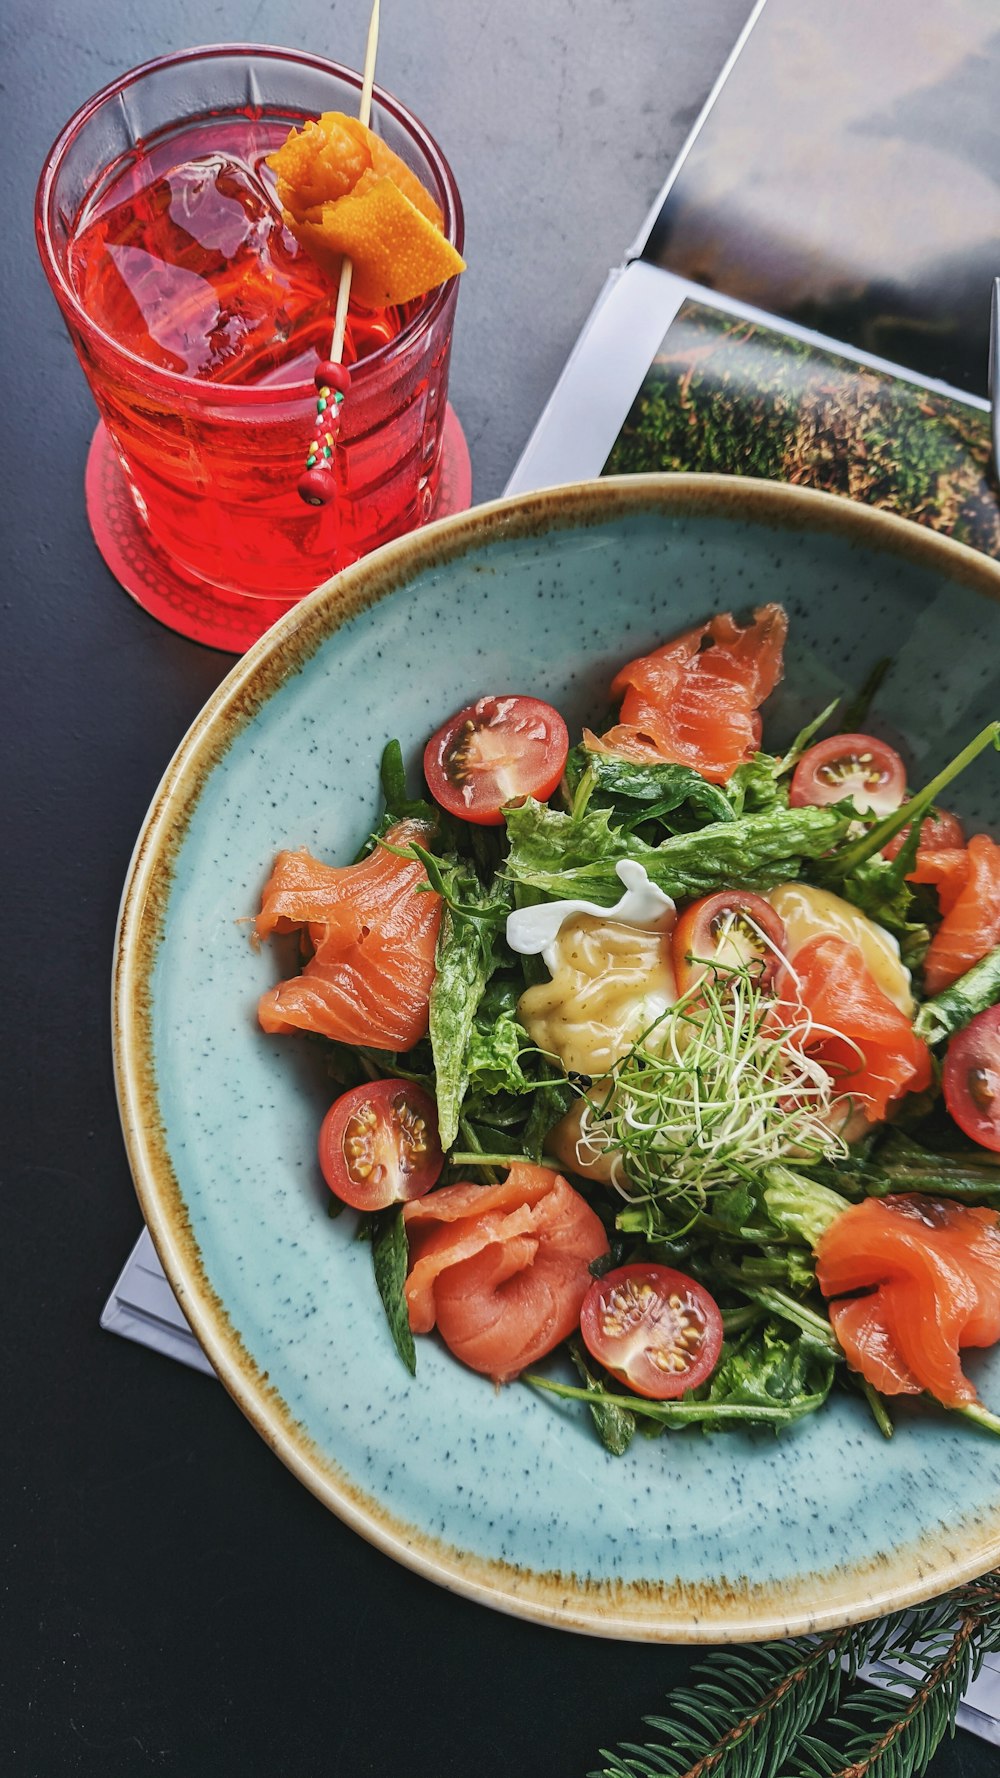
[267,112,465,309]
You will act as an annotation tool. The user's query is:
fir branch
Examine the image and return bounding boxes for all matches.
[590,1629,863,1778]
[589,1574,1000,1778]
[795,1577,1000,1777]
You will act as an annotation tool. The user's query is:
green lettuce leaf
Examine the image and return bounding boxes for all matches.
[455,979,572,1160]
[762,1166,852,1250]
[913,944,1000,1044]
[428,871,511,1151]
[725,753,788,816]
[724,700,840,817]
[504,798,852,904]
[463,982,533,1097]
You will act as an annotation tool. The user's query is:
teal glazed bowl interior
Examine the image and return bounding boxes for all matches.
[114,475,1000,1642]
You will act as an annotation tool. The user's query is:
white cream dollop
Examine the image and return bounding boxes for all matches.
[510,861,678,1078]
[505,859,676,971]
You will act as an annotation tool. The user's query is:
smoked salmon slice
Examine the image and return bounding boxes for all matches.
[906,846,969,916]
[771,935,931,1123]
[255,818,442,1050]
[825,1293,922,1397]
[585,604,787,785]
[817,1195,1000,1406]
[923,833,1000,994]
[883,808,967,915]
[403,1164,608,1380]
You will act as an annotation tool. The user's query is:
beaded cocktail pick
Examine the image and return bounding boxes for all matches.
[298,0,381,508]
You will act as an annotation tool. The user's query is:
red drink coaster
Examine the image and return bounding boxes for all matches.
[84,405,473,654]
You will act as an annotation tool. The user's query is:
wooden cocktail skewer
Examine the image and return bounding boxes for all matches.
[299,0,381,507]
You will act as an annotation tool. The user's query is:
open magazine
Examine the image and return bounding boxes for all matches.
[507,261,994,548]
[103,0,1000,1734]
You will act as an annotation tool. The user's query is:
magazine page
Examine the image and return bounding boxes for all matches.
[508,261,997,561]
[637,0,1000,399]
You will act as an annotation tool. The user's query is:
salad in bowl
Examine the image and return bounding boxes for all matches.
[252,599,1000,1455]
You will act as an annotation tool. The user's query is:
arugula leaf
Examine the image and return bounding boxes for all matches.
[567,1340,636,1456]
[406,843,511,921]
[565,700,839,830]
[831,721,1000,876]
[322,1041,433,1092]
[778,697,842,777]
[504,798,852,904]
[370,1207,416,1376]
[467,822,505,884]
[734,1286,842,1359]
[509,883,551,991]
[710,1243,819,1300]
[816,806,933,966]
[522,1071,573,1161]
[567,748,735,831]
[379,739,412,813]
[429,872,511,1150]
[697,1320,836,1422]
[322,1041,381,1091]
[831,853,931,970]
[839,655,892,732]
[856,1375,895,1440]
[816,1131,1000,1203]
[377,739,438,825]
[526,1321,834,1432]
[460,1090,531,1130]
[449,1122,531,1166]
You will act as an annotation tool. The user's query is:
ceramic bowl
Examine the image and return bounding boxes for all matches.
[113,475,1000,1641]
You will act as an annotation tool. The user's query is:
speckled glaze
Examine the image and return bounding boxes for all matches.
[114,476,1000,1641]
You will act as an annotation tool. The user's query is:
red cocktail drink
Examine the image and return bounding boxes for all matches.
[36,47,463,641]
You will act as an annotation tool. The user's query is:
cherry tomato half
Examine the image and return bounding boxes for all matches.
[423,695,569,826]
[580,1264,724,1400]
[671,890,788,995]
[318,1079,444,1210]
[789,733,906,817]
[882,804,965,861]
[942,1006,1000,1154]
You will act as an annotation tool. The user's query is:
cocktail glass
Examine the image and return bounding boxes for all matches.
[35,44,464,649]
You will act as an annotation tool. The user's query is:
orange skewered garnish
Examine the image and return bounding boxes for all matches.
[267,112,465,309]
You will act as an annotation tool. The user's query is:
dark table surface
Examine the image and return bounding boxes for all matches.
[4,3,996,1774]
